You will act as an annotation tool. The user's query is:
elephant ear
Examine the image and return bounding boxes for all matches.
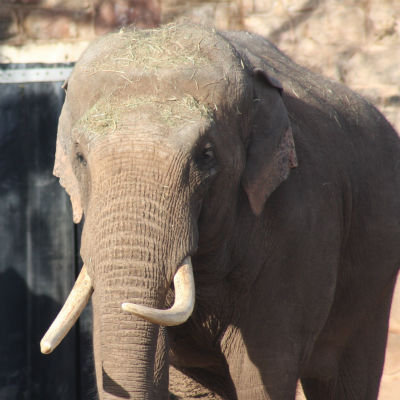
[242,69,297,216]
[54,138,83,224]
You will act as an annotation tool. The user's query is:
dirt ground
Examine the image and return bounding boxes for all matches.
[379,277,400,400]
[296,277,400,399]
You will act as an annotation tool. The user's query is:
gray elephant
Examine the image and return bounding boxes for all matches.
[41,24,400,400]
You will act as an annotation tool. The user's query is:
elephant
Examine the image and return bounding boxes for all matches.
[40,23,400,400]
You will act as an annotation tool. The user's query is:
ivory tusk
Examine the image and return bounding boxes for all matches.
[122,256,195,326]
[40,265,93,354]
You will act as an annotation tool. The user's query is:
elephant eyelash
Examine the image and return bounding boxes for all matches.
[76,152,87,166]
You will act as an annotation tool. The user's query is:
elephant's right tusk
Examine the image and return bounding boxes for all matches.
[122,256,195,326]
[40,265,93,354]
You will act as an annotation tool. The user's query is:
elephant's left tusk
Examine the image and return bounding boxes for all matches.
[40,265,93,354]
[122,256,195,326]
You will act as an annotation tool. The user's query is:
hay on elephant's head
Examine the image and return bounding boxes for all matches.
[84,24,212,80]
[76,93,213,144]
[74,24,224,144]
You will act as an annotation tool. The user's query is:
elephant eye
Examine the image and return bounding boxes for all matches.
[76,152,87,166]
[195,142,217,177]
[194,141,217,176]
[201,143,214,163]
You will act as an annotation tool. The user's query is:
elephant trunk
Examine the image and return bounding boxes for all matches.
[91,252,194,400]
[92,268,166,400]
[84,152,195,399]
[90,225,176,400]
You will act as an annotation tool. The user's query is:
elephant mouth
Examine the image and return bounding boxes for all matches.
[40,256,195,355]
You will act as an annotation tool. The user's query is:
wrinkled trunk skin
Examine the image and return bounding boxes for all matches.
[92,289,163,399]
[81,142,193,399]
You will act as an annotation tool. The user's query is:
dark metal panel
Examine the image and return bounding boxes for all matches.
[0,76,94,399]
[75,224,97,400]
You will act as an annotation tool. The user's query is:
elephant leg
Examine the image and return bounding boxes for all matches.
[301,377,336,400]
[169,365,223,399]
[301,278,396,400]
[301,335,382,400]
[222,326,298,400]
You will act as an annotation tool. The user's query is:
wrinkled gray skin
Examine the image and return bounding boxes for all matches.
[54,24,400,399]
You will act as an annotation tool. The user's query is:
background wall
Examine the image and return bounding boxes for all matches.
[1,1,399,398]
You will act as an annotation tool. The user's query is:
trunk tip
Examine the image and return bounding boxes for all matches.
[40,339,53,355]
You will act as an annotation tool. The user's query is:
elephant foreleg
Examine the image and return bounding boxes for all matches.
[221,325,298,400]
[301,277,396,400]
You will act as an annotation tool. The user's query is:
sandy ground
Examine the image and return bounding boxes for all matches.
[379,277,400,400]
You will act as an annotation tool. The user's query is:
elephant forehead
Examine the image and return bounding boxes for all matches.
[73,93,213,148]
[75,23,233,77]
[79,25,208,76]
[66,24,247,122]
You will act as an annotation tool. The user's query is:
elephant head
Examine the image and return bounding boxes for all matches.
[41,24,297,399]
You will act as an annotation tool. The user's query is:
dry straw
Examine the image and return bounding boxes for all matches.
[85,24,211,81]
[76,94,213,143]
